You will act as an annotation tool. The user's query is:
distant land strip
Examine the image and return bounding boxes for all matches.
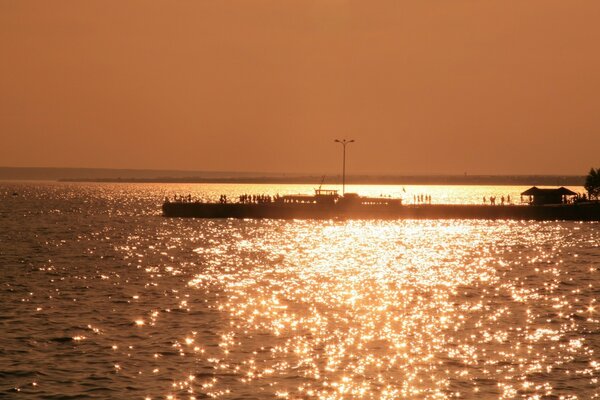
[58,175,585,186]
[0,167,585,186]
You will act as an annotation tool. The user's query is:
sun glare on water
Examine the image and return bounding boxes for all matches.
[166,219,599,399]
[2,183,599,399]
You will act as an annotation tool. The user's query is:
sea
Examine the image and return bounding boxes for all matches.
[1,182,599,399]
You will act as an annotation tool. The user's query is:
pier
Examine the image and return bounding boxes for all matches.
[162,199,600,221]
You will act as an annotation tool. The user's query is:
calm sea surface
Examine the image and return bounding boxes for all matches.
[1,182,599,399]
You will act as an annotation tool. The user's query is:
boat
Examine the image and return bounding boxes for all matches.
[164,189,399,219]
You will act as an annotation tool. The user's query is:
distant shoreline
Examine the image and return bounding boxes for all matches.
[57,175,585,186]
[0,167,585,186]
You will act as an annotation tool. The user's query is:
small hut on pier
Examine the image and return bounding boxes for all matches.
[520,186,577,205]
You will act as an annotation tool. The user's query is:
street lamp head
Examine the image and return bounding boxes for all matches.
[349,140,355,143]
[334,139,341,143]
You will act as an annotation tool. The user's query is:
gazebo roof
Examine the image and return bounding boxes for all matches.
[521,186,577,196]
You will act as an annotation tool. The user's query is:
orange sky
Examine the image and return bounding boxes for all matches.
[1,1,599,175]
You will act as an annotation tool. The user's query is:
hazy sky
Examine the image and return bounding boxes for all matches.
[1,1,599,175]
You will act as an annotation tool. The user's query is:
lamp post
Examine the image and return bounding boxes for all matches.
[334,139,355,196]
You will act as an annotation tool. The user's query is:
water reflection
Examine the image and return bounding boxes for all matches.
[179,220,599,399]
[0,183,598,399]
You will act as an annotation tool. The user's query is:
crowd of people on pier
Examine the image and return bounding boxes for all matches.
[167,194,196,203]
[167,194,284,204]
[238,194,280,204]
[575,193,589,202]
[166,191,591,207]
[482,195,511,205]
[482,193,585,205]
[413,194,432,204]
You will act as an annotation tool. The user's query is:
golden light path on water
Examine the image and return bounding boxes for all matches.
[129,213,599,399]
[191,221,488,399]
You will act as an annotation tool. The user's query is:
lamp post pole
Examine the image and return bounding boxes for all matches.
[334,139,355,196]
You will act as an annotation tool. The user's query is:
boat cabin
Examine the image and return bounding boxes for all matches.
[520,186,577,205]
[281,189,339,205]
[341,192,402,206]
[313,189,339,204]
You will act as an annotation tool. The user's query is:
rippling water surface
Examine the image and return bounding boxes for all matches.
[1,182,599,399]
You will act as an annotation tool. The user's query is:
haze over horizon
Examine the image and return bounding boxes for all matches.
[2,1,599,175]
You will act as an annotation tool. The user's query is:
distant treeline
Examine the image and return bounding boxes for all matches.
[0,167,269,181]
[60,175,585,186]
[0,167,585,186]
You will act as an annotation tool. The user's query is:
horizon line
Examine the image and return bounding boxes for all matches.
[0,166,587,178]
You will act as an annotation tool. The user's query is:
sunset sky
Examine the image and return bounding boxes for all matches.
[1,1,599,175]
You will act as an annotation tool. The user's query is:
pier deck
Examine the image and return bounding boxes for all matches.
[162,202,600,221]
